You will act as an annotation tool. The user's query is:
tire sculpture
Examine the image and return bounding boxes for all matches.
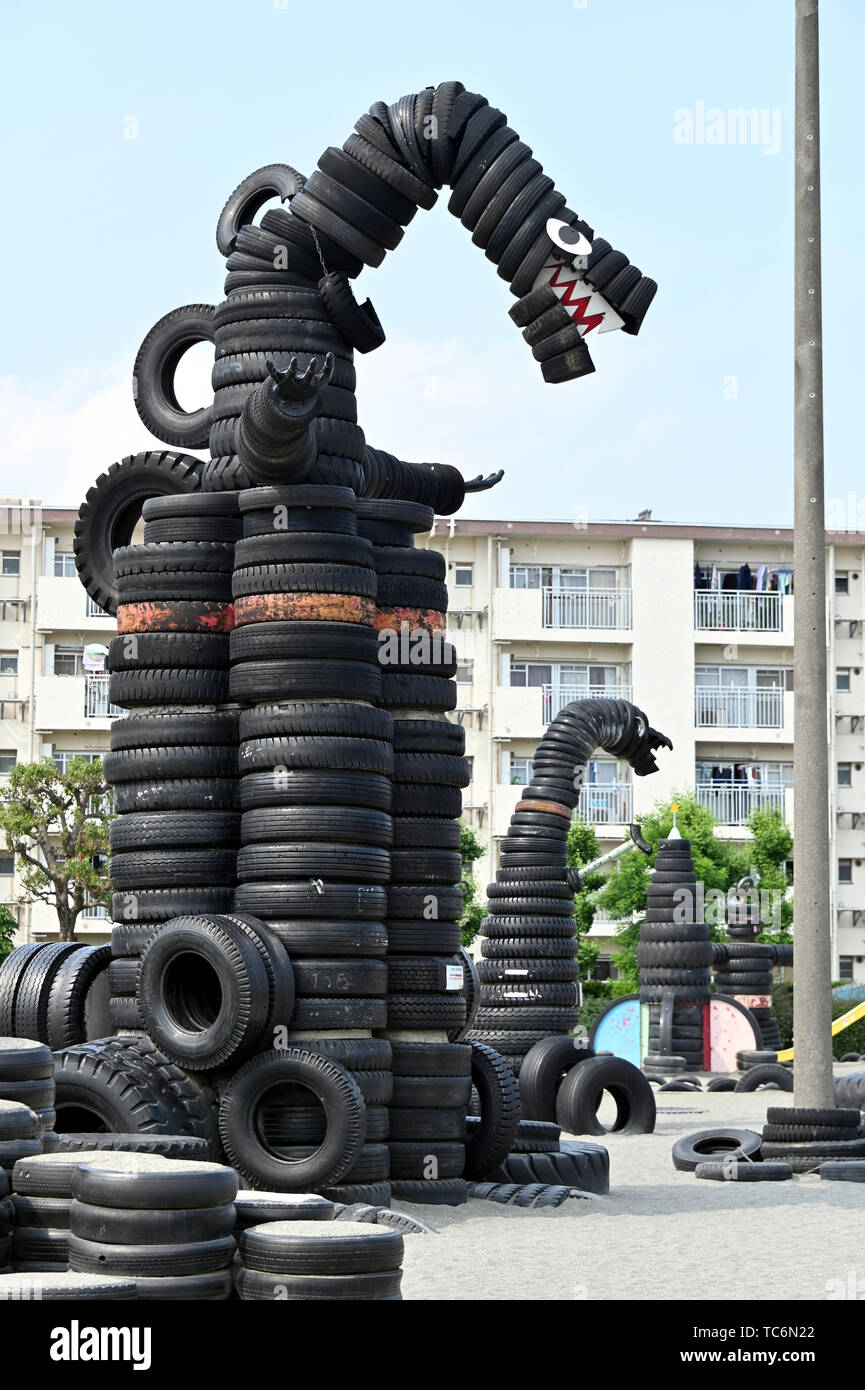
[637,835,711,1070]
[712,877,788,1053]
[469,701,672,1070]
[61,83,659,1204]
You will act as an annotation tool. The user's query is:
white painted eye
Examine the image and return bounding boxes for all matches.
[546,218,593,258]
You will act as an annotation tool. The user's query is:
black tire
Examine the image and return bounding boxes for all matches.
[519,1036,595,1122]
[671,1128,763,1172]
[108,632,230,670]
[0,1039,53,1081]
[110,711,238,752]
[46,946,112,1050]
[139,916,273,1069]
[240,1218,403,1275]
[238,735,392,776]
[462,1042,520,1180]
[765,1105,861,1127]
[52,1047,186,1137]
[387,1179,467,1207]
[236,844,390,883]
[13,943,81,1040]
[69,1200,235,1245]
[132,306,215,447]
[72,447,203,613]
[734,1065,794,1093]
[0,944,48,1034]
[69,1232,235,1278]
[104,745,237,784]
[386,995,466,1030]
[218,1049,366,1190]
[555,1056,656,1136]
[52,1133,210,1160]
[387,1142,465,1179]
[390,1076,472,1109]
[239,658,379,704]
[110,849,236,890]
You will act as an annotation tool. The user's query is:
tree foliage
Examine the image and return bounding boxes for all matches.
[459,820,486,948]
[0,757,113,941]
[0,904,18,962]
[592,792,793,990]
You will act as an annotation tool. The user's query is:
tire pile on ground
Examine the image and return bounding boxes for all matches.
[517,1035,656,1141]
[235,1219,404,1301]
[759,1106,865,1173]
[471,700,670,1073]
[638,837,711,1071]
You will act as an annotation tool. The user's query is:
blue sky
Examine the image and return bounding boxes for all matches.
[0,0,861,525]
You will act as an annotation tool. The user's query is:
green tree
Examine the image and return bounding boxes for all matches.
[0,903,18,962]
[593,792,793,987]
[0,757,113,942]
[459,821,486,948]
[566,819,603,984]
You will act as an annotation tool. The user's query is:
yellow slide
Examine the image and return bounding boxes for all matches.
[776,998,865,1063]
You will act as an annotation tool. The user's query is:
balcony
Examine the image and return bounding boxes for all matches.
[694,590,782,633]
[35,674,122,728]
[542,587,632,631]
[695,687,784,729]
[542,683,632,724]
[578,782,633,825]
[696,781,788,826]
[36,576,116,631]
[85,674,123,719]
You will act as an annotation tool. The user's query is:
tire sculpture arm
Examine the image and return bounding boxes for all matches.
[495,699,673,886]
[234,354,335,485]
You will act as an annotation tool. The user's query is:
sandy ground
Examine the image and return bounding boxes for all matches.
[398,1070,865,1302]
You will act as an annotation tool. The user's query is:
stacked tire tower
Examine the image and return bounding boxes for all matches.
[639,837,712,1072]
[66,83,656,1202]
[230,480,396,1207]
[714,880,784,1052]
[358,494,472,1204]
[104,492,241,1036]
[470,700,672,1075]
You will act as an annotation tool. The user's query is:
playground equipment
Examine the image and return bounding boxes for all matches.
[3,82,658,1205]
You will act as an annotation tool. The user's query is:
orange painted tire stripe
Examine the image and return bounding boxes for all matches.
[117,601,235,633]
[233,592,376,627]
[373,606,446,633]
[515,798,573,819]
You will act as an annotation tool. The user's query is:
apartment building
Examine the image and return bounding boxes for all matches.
[0,497,117,944]
[2,496,863,982]
[417,516,865,984]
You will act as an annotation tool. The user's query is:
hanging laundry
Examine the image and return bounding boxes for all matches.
[737,563,752,590]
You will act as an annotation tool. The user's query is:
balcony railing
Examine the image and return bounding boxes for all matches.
[542,683,633,724]
[86,595,112,619]
[542,587,632,630]
[696,781,787,825]
[694,590,782,632]
[695,687,784,729]
[85,674,123,719]
[576,783,633,824]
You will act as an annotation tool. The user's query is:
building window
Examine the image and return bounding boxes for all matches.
[454,563,473,587]
[52,750,98,774]
[54,647,84,677]
[838,764,853,788]
[835,573,849,595]
[837,669,851,693]
[0,653,17,676]
[509,757,533,786]
[0,752,16,776]
[1,553,20,577]
[464,756,473,783]
[0,856,13,877]
[53,552,78,579]
[455,662,473,685]
[839,957,855,981]
[839,860,853,884]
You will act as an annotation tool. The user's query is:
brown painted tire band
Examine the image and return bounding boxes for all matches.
[515,798,573,819]
[117,600,235,633]
[233,592,376,626]
[373,606,447,633]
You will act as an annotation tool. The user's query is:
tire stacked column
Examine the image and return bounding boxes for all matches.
[230,484,394,1205]
[639,838,712,1071]
[105,495,241,1033]
[714,886,784,1052]
[357,499,471,1203]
